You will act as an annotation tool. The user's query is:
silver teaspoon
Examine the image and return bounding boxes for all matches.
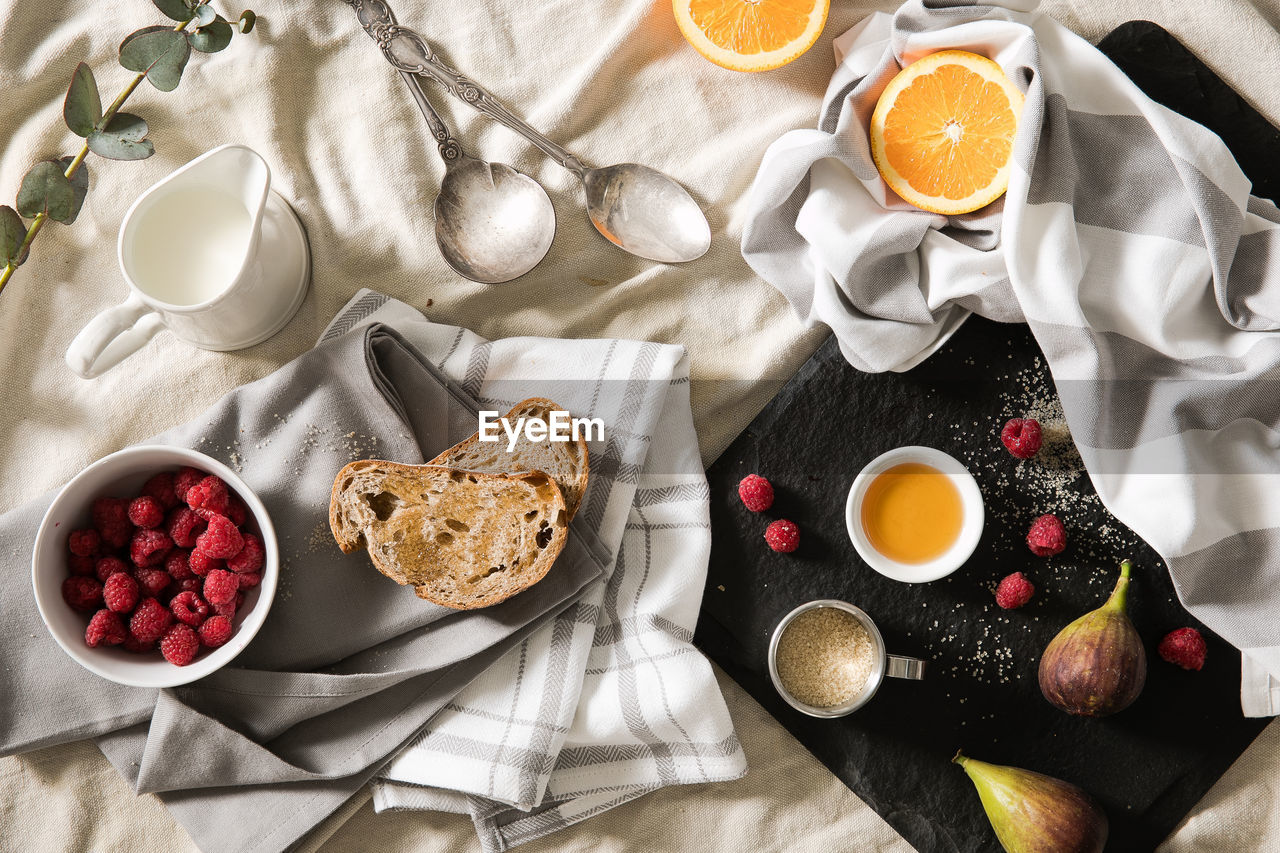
[348,0,712,264]
[399,71,554,284]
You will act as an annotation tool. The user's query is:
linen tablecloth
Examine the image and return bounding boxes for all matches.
[3,0,1280,849]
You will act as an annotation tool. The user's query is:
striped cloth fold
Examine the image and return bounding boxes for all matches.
[741,0,1280,715]
[317,291,746,850]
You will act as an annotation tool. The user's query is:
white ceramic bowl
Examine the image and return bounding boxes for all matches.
[845,446,984,583]
[31,445,278,687]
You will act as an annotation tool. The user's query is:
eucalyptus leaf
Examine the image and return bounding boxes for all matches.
[119,26,191,92]
[16,161,75,223]
[151,0,193,22]
[88,135,155,161]
[238,10,256,34]
[188,18,233,53]
[192,4,216,26]
[0,206,27,266]
[101,112,149,141]
[87,113,154,161]
[57,156,90,224]
[63,62,102,138]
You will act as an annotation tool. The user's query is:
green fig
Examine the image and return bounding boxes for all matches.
[954,751,1108,853]
[1038,559,1146,716]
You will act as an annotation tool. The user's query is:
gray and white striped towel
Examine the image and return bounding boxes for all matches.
[742,0,1280,716]
[317,291,746,850]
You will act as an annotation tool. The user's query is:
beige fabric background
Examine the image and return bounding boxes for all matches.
[1,0,1278,849]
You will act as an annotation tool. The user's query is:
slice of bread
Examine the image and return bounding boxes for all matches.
[329,459,569,609]
[430,397,590,519]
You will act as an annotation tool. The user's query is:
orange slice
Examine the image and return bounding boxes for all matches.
[870,50,1024,215]
[673,0,830,72]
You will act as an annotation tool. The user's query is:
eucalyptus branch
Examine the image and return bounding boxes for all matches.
[0,2,258,297]
[0,21,187,294]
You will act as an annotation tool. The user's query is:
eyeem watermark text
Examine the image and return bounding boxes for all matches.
[478,410,604,451]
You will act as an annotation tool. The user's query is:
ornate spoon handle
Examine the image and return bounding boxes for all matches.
[399,70,463,165]
[346,0,588,176]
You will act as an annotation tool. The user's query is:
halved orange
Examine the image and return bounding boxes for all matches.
[673,0,830,73]
[870,50,1024,215]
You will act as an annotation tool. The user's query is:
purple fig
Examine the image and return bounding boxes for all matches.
[1039,560,1146,716]
[954,751,1108,853]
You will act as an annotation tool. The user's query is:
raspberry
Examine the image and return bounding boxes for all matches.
[188,549,224,577]
[62,576,103,612]
[1001,418,1043,460]
[134,566,171,598]
[94,555,130,583]
[212,590,243,617]
[91,496,132,549]
[192,507,220,522]
[130,528,173,567]
[103,571,140,613]
[186,475,230,516]
[1026,514,1066,557]
[170,590,210,626]
[203,569,239,606]
[85,609,126,647]
[127,496,165,529]
[122,634,155,653]
[198,615,233,648]
[129,597,172,644]
[91,495,128,527]
[68,528,102,557]
[167,506,207,548]
[226,495,248,527]
[995,572,1035,609]
[175,576,202,595]
[1158,627,1207,671]
[196,514,243,560]
[142,471,179,510]
[211,590,243,617]
[764,519,800,553]
[165,549,195,580]
[235,571,262,589]
[226,533,264,574]
[160,623,200,666]
[101,522,132,550]
[174,466,206,503]
[738,474,774,512]
[68,553,96,576]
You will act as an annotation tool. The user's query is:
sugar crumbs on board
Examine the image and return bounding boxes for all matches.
[775,608,874,708]
[919,349,1167,687]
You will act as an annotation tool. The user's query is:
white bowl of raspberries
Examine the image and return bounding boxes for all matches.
[31,445,277,687]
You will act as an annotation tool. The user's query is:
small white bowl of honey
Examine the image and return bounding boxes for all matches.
[845,446,984,583]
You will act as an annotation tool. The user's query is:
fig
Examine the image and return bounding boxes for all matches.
[1039,559,1146,716]
[954,751,1108,853]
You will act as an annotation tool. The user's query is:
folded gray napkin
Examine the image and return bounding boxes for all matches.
[0,324,606,852]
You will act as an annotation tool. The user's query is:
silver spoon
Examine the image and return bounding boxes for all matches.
[348,0,712,264]
[399,71,555,284]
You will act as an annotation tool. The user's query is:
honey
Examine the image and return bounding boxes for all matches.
[860,462,963,564]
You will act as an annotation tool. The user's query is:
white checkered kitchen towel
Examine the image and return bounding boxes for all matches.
[742,0,1280,715]
[317,291,745,850]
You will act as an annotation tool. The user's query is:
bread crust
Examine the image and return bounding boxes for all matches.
[430,397,590,519]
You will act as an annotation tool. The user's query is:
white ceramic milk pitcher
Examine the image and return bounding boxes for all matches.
[66,144,310,379]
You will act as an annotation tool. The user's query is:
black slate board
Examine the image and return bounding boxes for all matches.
[695,22,1273,853]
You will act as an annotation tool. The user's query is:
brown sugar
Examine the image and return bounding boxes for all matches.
[776,607,875,707]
